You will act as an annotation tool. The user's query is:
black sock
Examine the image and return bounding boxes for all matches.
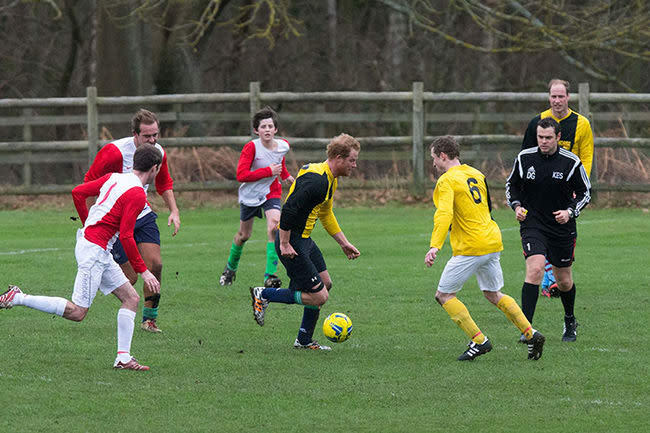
[561,284,576,319]
[521,282,539,324]
[297,306,320,345]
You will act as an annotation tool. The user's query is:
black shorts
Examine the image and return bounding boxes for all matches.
[275,233,326,292]
[240,198,281,222]
[520,228,576,268]
[111,212,160,265]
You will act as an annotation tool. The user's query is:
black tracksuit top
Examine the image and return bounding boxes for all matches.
[506,146,591,238]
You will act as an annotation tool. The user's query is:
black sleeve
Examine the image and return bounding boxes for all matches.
[505,155,522,210]
[568,162,591,217]
[521,116,540,150]
[279,172,328,231]
[484,176,493,213]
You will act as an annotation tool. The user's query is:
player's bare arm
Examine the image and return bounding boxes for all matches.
[278,228,298,258]
[161,189,180,236]
[332,231,360,260]
[424,247,439,267]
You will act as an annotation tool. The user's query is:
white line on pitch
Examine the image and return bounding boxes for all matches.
[0,247,63,256]
[0,242,212,256]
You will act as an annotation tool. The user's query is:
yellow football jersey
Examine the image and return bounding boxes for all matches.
[540,108,594,177]
[283,161,341,238]
[430,164,503,256]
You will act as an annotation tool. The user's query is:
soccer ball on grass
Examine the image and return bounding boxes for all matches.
[322,313,353,343]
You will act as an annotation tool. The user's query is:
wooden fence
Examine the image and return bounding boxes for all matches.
[1,82,649,195]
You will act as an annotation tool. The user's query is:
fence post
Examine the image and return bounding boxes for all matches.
[316,103,326,137]
[412,81,425,194]
[22,108,33,187]
[579,82,597,202]
[86,86,99,168]
[173,103,182,133]
[249,82,261,136]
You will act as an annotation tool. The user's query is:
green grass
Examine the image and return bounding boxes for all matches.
[1,206,648,432]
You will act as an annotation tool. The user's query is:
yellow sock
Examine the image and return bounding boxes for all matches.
[497,295,533,340]
[441,297,486,344]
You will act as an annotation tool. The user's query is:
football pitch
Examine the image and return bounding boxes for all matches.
[1,206,648,432]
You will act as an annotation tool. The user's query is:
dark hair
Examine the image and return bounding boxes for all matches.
[430,135,460,160]
[131,109,159,134]
[537,117,560,135]
[252,106,279,130]
[133,144,162,172]
[326,133,361,159]
[548,78,570,94]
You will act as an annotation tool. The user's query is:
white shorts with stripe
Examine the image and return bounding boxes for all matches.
[72,232,129,309]
[437,251,504,294]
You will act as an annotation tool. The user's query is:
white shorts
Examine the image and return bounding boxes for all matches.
[71,235,129,309]
[437,252,504,294]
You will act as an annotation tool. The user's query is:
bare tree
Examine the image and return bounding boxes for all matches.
[328,0,337,78]
[377,0,650,91]
[3,0,648,101]
[102,0,302,48]
[387,7,408,88]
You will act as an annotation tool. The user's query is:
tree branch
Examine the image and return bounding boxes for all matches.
[507,0,636,91]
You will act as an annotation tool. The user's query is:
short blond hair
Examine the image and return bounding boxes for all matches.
[327,133,360,160]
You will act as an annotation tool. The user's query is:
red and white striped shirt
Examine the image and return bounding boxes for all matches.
[84,137,173,219]
[72,173,148,274]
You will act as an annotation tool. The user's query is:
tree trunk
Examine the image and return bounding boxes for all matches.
[387,8,407,89]
[477,9,499,133]
[59,0,81,97]
[328,0,337,81]
[88,0,97,88]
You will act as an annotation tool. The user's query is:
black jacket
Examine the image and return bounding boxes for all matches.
[506,146,591,237]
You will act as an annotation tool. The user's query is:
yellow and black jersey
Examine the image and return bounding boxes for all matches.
[522,108,594,176]
[279,161,341,238]
[430,164,503,256]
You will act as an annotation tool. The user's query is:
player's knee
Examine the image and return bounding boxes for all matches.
[312,283,328,305]
[482,290,501,305]
[236,230,251,244]
[556,276,573,291]
[125,292,140,310]
[150,260,163,280]
[67,306,87,322]
[268,215,280,228]
[527,266,544,283]
[324,280,332,291]
[316,291,329,306]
